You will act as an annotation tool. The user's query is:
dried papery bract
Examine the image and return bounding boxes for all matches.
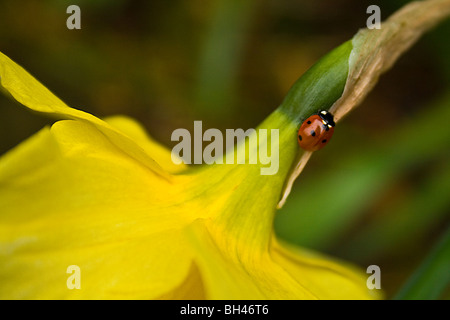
[277,151,312,208]
[277,0,450,208]
[331,0,450,122]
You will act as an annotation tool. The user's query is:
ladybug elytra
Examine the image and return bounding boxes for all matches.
[297,110,335,151]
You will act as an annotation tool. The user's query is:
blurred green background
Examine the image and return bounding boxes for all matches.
[0,0,449,299]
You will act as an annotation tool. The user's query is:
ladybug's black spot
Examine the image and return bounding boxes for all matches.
[322,139,327,143]
[311,130,316,137]
[307,121,311,124]
[298,135,302,141]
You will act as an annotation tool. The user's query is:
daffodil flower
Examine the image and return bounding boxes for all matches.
[1,0,448,299]
[0,44,377,299]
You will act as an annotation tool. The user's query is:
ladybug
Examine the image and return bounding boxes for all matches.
[297,110,335,151]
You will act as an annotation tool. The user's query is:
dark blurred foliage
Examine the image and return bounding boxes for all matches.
[0,0,449,298]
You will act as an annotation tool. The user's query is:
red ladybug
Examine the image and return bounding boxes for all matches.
[297,110,335,151]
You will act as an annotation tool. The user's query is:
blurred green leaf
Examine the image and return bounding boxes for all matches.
[195,0,255,117]
[393,226,450,300]
[337,158,450,262]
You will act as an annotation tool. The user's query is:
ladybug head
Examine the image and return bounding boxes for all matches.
[318,110,335,127]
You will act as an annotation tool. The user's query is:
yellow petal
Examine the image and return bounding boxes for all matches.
[157,263,206,299]
[0,51,96,122]
[104,115,187,174]
[0,51,170,180]
[185,220,314,299]
[186,220,380,299]
[0,121,193,299]
[271,238,382,299]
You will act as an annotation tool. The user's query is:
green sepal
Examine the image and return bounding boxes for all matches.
[278,40,352,125]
